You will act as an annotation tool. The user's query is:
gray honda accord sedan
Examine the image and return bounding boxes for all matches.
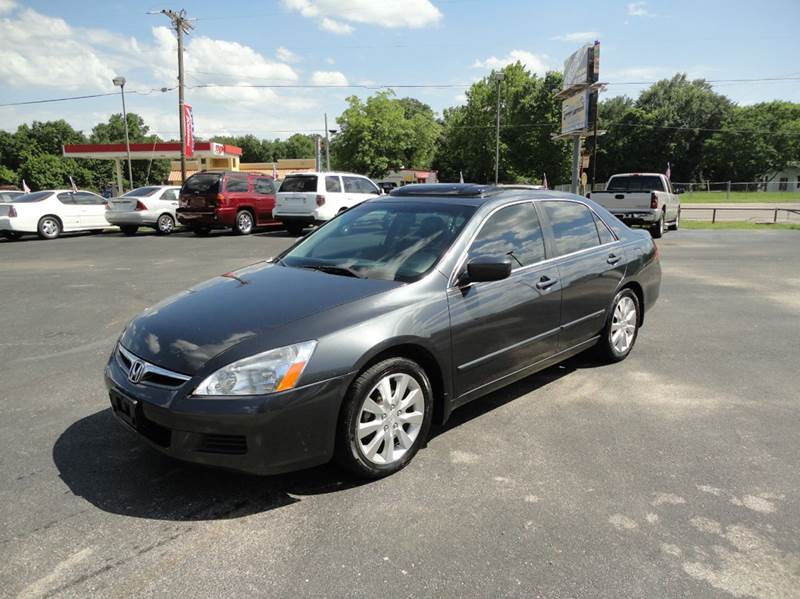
[105,184,661,478]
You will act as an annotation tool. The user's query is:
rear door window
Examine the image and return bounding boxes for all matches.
[280,175,318,193]
[468,203,546,270]
[254,178,274,194]
[183,173,221,194]
[325,176,342,192]
[225,175,249,193]
[542,201,601,256]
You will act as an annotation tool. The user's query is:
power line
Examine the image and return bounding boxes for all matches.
[0,87,176,108]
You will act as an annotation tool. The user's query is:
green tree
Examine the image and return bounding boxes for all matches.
[17,153,90,190]
[332,91,442,178]
[433,63,569,184]
[703,101,800,182]
[279,134,316,159]
[0,164,16,186]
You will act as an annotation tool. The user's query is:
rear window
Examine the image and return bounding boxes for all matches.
[183,173,221,194]
[0,191,23,202]
[607,175,665,192]
[12,191,51,203]
[280,175,318,193]
[123,187,160,197]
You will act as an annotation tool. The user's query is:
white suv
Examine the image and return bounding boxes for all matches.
[274,172,381,235]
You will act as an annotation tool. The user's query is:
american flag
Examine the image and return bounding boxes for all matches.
[665,162,671,180]
[69,176,78,193]
[22,179,30,193]
[272,163,278,179]
[542,173,548,190]
[459,171,464,184]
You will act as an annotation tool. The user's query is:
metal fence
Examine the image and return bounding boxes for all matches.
[553,180,800,196]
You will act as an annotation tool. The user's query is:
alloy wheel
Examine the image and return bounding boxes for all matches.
[40,218,60,239]
[610,296,637,354]
[158,214,174,234]
[356,373,425,466]
[237,211,253,234]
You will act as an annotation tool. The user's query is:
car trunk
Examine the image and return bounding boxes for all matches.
[106,197,141,212]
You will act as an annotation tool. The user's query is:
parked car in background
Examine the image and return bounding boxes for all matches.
[588,173,680,238]
[377,181,397,194]
[106,184,660,479]
[0,190,24,203]
[105,185,182,235]
[176,171,277,236]
[273,172,381,236]
[0,190,107,240]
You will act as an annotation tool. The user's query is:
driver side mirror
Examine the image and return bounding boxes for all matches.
[460,257,512,285]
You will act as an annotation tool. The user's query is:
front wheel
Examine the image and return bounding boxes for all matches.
[596,289,641,363]
[155,214,175,235]
[120,225,139,236]
[335,357,433,479]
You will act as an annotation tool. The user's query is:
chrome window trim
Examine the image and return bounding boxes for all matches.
[448,197,621,288]
[117,344,191,385]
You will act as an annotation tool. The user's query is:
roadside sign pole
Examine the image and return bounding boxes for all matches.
[571,138,581,194]
[324,113,331,172]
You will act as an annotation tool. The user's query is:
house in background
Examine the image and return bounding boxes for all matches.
[763,162,800,192]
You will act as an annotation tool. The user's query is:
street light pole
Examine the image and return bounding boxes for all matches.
[494,71,504,185]
[324,113,331,172]
[112,76,133,192]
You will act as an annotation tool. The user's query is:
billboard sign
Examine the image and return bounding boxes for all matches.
[562,42,599,90]
[561,90,590,134]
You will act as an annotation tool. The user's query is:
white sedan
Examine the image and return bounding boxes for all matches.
[0,190,108,240]
[104,185,182,235]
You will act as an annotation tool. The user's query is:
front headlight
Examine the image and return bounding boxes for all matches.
[194,340,317,396]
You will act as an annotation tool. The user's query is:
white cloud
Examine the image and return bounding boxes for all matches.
[627,2,651,16]
[0,0,17,15]
[325,56,336,65]
[550,31,600,43]
[320,17,354,35]
[311,70,348,86]
[472,50,549,76]
[283,0,442,33]
[276,46,301,63]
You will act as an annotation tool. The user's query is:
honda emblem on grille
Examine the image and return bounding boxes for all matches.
[128,359,146,384]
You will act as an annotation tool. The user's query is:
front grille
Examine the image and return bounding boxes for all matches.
[115,344,191,388]
[196,434,248,455]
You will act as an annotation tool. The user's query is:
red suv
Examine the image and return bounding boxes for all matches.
[177,171,277,235]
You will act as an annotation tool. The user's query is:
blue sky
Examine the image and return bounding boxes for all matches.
[1,0,798,140]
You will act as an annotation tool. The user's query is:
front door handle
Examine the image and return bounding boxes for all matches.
[607,254,622,265]
[536,275,558,290]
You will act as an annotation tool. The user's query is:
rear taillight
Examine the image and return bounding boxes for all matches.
[650,192,658,209]
[135,200,147,211]
[216,193,226,205]
[316,195,325,206]
[8,206,17,217]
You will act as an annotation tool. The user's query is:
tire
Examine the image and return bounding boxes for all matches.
[120,225,139,236]
[335,357,433,479]
[596,288,641,363]
[649,212,665,239]
[668,208,680,231]
[90,229,104,235]
[192,226,211,236]
[286,223,305,237]
[1,231,23,240]
[155,214,175,235]
[233,210,254,235]
[37,216,61,240]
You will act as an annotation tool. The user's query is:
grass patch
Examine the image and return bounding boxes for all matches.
[681,220,800,230]
[681,191,800,204]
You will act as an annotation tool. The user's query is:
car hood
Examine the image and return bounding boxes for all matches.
[120,262,400,374]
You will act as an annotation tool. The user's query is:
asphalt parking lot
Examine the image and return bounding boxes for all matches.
[1,227,799,598]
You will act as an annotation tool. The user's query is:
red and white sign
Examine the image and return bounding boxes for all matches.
[183,104,195,158]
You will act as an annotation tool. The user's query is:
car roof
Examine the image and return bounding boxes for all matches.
[385,183,577,207]
[282,171,371,178]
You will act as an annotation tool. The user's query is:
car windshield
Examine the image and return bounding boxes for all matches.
[607,176,665,192]
[183,173,221,193]
[279,201,476,282]
[11,191,52,203]
[280,175,318,193]
[122,187,161,197]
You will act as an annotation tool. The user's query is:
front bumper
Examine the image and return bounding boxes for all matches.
[104,350,351,475]
[611,209,660,226]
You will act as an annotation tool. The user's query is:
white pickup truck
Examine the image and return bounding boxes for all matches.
[588,173,681,238]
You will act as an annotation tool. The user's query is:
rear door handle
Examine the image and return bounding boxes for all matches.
[607,254,622,265]
[536,276,558,290]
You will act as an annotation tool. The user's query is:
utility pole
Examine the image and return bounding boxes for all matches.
[494,72,504,185]
[314,135,322,171]
[324,113,331,171]
[157,9,194,184]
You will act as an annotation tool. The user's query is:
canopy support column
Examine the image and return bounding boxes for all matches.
[114,159,124,196]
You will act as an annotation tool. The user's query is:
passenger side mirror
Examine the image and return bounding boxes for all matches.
[462,257,512,284]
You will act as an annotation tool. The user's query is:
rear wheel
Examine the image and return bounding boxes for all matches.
[649,212,665,238]
[233,210,254,235]
[155,214,175,235]
[596,289,641,363]
[120,225,139,236]
[37,216,61,240]
[335,357,433,479]
[668,208,680,231]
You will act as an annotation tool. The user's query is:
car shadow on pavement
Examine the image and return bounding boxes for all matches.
[53,355,602,522]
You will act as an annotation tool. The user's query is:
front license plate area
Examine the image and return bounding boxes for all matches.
[110,391,138,429]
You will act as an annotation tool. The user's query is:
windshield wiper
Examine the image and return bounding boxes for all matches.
[301,264,363,278]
